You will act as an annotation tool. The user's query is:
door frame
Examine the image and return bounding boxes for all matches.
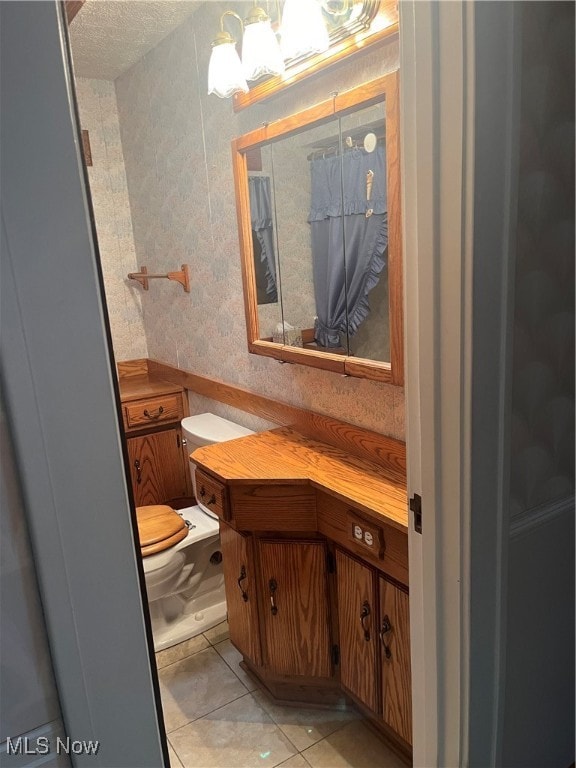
[0,1,523,765]
[0,2,167,765]
[401,2,521,765]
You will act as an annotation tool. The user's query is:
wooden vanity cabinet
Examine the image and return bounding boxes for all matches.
[219,523,333,682]
[379,575,412,745]
[256,539,332,679]
[220,522,262,666]
[191,427,410,753]
[336,548,412,747]
[336,549,379,711]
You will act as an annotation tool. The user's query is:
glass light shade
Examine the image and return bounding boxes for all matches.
[208,42,249,98]
[242,20,285,80]
[280,0,330,60]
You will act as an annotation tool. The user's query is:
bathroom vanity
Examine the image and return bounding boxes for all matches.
[118,362,193,507]
[191,428,411,760]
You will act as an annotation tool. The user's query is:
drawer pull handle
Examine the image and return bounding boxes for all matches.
[237,565,248,602]
[269,578,278,615]
[380,614,392,658]
[380,615,392,638]
[360,600,371,641]
[199,486,217,506]
[143,405,164,420]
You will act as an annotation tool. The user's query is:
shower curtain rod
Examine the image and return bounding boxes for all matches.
[306,135,385,161]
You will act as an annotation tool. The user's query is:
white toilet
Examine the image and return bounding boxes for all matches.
[136,413,253,651]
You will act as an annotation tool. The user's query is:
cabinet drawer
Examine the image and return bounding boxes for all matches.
[229,484,316,531]
[195,470,229,521]
[124,395,183,430]
[317,493,408,586]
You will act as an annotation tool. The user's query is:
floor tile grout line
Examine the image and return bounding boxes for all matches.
[155,626,237,673]
[154,622,230,668]
[155,639,215,672]
[210,644,255,695]
[203,622,230,647]
[165,688,303,760]
[160,632,389,767]
[206,634,230,647]
[165,734,185,768]
[164,690,255,737]
[211,640,260,693]
[249,686,362,750]
[154,635,213,669]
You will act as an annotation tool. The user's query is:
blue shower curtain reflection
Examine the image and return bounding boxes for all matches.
[309,145,388,349]
[248,176,278,303]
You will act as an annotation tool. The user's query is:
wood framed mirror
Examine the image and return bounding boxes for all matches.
[232,71,403,385]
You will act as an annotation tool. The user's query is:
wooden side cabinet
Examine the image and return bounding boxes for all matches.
[126,427,190,507]
[119,378,193,507]
[336,548,412,747]
[257,539,332,679]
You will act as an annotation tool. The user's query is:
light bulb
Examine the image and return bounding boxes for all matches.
[242,18,285,80]
[280,0,330,61]
[208,41,249,98]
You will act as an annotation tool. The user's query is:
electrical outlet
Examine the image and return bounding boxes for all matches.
[346,510,386,560]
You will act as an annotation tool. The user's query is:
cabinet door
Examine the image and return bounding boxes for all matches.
[258,540,331,678]
[126,428,189,506]
[336,549,378,712]
[379,576,412,745]
[220,523,261,666]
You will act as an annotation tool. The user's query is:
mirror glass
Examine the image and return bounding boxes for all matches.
[248,100,389,359]
[250,144,283,341]
[234,73,403,384]
[340,101,389,363]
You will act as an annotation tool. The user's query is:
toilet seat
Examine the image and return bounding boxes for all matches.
[136,505,187,557]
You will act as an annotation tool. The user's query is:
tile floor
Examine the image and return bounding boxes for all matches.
[156,621,407,768]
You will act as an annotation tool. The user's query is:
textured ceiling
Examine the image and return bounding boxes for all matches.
[69,1,201,81]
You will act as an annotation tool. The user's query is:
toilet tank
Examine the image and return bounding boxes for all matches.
[181,413,254,505]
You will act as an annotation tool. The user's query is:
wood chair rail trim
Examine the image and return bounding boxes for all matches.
[146,358,406,477]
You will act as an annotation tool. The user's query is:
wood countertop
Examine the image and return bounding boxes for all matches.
[118,374,184,403]
[192,427,408,532]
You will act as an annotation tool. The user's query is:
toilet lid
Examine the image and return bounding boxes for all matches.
[136,505,187,557]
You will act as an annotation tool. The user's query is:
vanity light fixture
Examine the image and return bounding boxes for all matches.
[208,0,333,98]
[242,3,285,81]
[280,0,330,60]
[208,5,284,98]
[207,11,248,99]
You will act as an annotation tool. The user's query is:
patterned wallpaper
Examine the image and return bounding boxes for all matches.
[113,3,405,440]
[509,1,575,515]
[74,78,148,362]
